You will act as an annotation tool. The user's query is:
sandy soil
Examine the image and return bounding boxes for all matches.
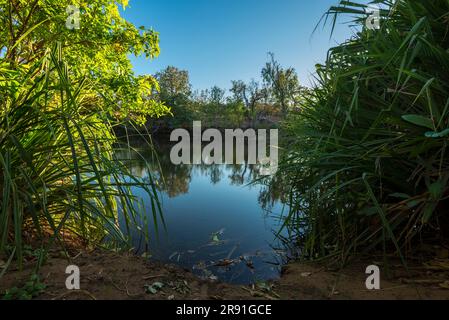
[277,260,449,300]
[1,250,449,300]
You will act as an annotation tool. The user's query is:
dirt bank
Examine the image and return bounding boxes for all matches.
[1,250,449,300]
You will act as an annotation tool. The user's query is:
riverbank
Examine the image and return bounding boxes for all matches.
[2,250,449,300]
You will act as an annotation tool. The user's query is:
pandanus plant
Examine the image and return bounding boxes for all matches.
[0,44,164,271]
[279,0,449,264]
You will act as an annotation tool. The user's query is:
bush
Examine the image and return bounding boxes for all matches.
[0,45,164,268]
[280,0,449,263]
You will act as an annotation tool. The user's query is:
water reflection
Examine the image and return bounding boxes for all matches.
[115,134,288,285]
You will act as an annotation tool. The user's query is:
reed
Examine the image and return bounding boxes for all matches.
[279,0,449,264]
[0,43,163,270]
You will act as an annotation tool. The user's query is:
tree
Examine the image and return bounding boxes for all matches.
[154,66,193,128]
[262,52,301,116]
[230,79,266,127]
[209,86,226,105]
[0,0,168,257]
[0,0,169,124]
[155,66,191,99]
[205,86,226,126]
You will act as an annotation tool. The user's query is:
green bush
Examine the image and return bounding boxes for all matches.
[0,45,163,269]
[280,0,449,263]
[0,0,167,270]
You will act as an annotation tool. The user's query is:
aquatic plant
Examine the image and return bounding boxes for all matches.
[0,0,168,270]
[279,0,449,263]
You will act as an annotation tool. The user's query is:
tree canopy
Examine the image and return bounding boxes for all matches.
[155,66,191,100]
[262,52,301,115]
[0,0,169,124]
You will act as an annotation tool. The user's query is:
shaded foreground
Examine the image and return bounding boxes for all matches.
[1,250,449,300]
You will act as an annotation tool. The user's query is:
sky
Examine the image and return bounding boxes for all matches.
[121,0,357,91]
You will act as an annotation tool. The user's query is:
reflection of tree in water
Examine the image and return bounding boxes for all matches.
[137,137,193,198]
[161,164,192,198]
[227,163,258,187]
[114,134,190,198]
[116,134,287,202]
[209,165,222,185]
[258,174,289,212]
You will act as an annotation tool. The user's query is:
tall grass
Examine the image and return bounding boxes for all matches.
[0,44,163,270]
[280,0,449,264]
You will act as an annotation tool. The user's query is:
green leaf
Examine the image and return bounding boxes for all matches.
[145,286,158,295]
[402,115,434,129]
[422,202,438,224]
[363,174,407,268]
[153,282,164,289]
[429,180,445,200]
[145,282,164,295]
[425,128,449,138]
[389,193,411,199]
[406,199,423,209]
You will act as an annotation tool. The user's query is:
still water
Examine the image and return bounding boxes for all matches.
[117,135,288,285]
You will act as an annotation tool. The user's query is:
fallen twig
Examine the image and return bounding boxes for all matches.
[52,290,97,300]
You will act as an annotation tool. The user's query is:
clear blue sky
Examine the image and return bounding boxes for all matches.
[122,0,356,91]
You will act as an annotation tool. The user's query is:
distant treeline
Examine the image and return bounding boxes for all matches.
[146,53,310,131]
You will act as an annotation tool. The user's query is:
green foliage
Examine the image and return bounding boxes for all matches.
[0,0,170,125]
[2,274,46,300]
[155,66,192,99]
[230,79,267,127]
[152,61,296,130]
[153,66,192,128]
[0,1,166,269]
[188,86,242,128]
[152,68,249,129]
[279,0,449,262]
[262,52,301,115]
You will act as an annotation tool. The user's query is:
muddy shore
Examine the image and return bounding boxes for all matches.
[1,250,449,300]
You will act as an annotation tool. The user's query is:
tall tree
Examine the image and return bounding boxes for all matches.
[262,52,300,116]
[230,79,266,126]
[0,0,169,124]
[154,66,192,128]
[155,66,191,99]
[209,86,226,105]
[0,0,168,257]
